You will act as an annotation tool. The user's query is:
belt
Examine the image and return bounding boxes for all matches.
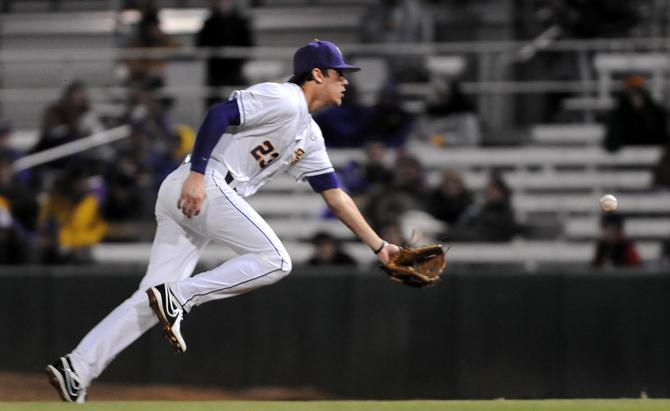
[183,154,235,184]
[184,156,234,185]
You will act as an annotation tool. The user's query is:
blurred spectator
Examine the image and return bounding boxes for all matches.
[37,165,108,263]
[422,78,481,146]
[155,125,195,185]
[103,165,147,223]
[122,0,156,10]
[0,120,21,161]
[110,121,189,215]
[365,154,426,230]
[661,237,670,267]
[447,174,518,242]
[591,213,641,268]
[102,143,158,242]
[314,85,371,148]
[196,0,254,108]
[0,153,38,264]
[122,125,169,183]
[361,0,434,44]
[603,75,669,152]
[125,10,180,89]
[123,83,177,148]
[32,81,102,154]
[102,123,190,235]
[0,153,39,233]
[0,120,32,185]
[0,195,26,264]
[378,222,406,247]
[427,168,473,225]
[426,79,475,117]
[337,141,392,196]
[391,154,426,197]
[652,141,670,189]
[360,0,434,82]
[306,231,357,266]
[365,83,415,148]
[29,81,103,189]
[535,0,638,39]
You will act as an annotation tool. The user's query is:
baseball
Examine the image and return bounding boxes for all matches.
[600,194,618,213]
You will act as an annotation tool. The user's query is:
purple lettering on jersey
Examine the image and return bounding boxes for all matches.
[307,171,340,193]
[190,99,241,174]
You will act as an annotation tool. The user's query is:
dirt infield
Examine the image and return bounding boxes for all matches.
[0,371,328,401]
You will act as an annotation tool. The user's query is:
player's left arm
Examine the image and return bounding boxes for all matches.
[317,184,399,264]
[179,99,240,218]
[301,122,398,262]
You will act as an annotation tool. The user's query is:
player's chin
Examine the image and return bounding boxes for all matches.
[332,95,343,106]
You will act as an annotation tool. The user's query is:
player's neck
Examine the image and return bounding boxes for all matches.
[300,84,326,113]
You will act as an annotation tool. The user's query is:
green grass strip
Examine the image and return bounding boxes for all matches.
[1,399,668,411]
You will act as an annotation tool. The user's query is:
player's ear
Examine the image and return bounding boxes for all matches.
[312,68,324,84]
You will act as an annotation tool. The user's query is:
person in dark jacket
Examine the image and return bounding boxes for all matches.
[427,168,473,225]
[592,213,641,268]
[307,231,357,266]
[603,75,669,152]
[196,0,253,107]
[653,140,670,188]
[448,174,517,242]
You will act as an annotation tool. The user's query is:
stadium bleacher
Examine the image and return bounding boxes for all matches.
[1,1,669,266]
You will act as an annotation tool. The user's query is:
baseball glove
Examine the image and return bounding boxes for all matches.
[381,243,448,288]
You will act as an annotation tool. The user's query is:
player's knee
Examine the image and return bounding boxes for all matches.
[279,254,292,276]
[261,249,292,280]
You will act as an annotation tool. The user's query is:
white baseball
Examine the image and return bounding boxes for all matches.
[600,194,618,213]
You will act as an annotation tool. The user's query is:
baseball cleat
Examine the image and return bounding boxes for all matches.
[46,356,87,403]
[147,284,187,353]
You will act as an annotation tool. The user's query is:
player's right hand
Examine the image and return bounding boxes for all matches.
[376,242,401,265]
[178,171,206,218]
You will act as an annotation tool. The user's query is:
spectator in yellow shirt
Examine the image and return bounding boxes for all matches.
[38,166,107,263]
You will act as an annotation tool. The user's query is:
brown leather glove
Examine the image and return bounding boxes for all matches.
[380,243,448,288]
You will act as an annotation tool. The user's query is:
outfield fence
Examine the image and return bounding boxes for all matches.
[1,264,669,399]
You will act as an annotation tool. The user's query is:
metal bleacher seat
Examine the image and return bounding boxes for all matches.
[462,170,652,192]
[424,55,466,78]
[565,217,670,240]
[530,123,604,146]
[247,191,670,219]
[514,192,670,215]
[326,145,661,169]
[265,168,653,194]
[561,96,614,113]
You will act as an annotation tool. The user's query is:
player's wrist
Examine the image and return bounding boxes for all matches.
[373,240,387,254]
[188,170,205,179]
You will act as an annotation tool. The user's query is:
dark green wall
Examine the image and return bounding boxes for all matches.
[1,264,669,399]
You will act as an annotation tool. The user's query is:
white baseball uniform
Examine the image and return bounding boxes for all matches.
[67,82,335,387]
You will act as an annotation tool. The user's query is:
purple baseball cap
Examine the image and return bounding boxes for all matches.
[293,40,361,76]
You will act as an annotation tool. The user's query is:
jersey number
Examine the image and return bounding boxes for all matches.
[250,140,279,169]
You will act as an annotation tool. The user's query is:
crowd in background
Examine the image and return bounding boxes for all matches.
[0,0,669,267]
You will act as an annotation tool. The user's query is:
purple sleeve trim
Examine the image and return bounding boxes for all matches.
[190,99,241,174]
[307,171,341,193]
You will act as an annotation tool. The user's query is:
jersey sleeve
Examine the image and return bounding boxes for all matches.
[230,83,297,128]
[287,120,335,181]
[190,99,240,174]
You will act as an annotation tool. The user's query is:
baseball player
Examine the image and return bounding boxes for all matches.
[46,40,400,403]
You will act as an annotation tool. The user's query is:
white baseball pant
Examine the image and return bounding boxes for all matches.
[67,162,292,387]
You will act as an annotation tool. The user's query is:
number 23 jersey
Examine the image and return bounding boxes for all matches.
[210,82,335,198]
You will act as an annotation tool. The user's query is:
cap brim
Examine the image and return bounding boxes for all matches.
[331,64,361,73]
